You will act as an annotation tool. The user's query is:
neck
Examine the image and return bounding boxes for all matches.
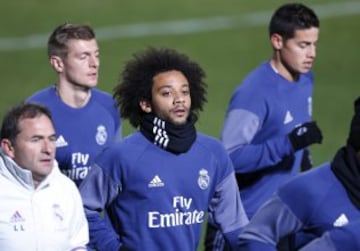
[55,84,91,108]
[270,58,299,82]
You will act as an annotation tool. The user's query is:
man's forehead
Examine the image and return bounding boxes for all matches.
[17,116,54,135]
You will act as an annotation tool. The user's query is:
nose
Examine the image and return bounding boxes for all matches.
[89,55,99,68]
[42,139,55,155]
[173,91,185,104]
[308,45,316,59]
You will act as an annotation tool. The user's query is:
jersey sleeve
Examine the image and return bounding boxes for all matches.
[222,106,293,174]
[208,148,249,249]
[300,220,360,251]
[79,154,122,251]
[238,194,303,250]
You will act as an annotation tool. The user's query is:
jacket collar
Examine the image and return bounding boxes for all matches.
[0,149,58,190]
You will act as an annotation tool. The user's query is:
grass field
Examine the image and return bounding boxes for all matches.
[1,0,360,249]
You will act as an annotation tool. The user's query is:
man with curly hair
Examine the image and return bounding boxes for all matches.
[79,47,248,251]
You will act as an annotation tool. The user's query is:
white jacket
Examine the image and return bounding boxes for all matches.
[0,150,89,251]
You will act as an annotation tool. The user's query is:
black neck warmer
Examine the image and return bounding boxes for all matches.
[140,113,196,154]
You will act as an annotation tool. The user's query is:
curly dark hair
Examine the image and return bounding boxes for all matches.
[113,47,207,128]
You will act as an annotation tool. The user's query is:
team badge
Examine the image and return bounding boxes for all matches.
[52,204,66,230]
[95,125,107,145]
[198,169,210,190]
[52,204,64,222]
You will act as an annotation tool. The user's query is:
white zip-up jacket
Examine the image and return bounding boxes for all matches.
[0,150,89,251]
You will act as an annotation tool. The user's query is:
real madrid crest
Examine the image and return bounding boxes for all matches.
[95,125,107,145]
[198,169,210,190]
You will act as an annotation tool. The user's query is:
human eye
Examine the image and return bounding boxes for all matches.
[299,42,310,49]
[78,52,90,60]
[182,88,190,96]
[160,88,172,97]
[49,135,57,142]
[79,54,87,60]
[30,136,41,142]
[161,91,171,97]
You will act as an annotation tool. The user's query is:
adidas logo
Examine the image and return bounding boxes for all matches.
[10,211,25,223]
[55,135,68,147]
[283,110,293,124]
[333,213,349,227]
[148,175,165,188]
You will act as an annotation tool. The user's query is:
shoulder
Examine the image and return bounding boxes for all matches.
[229,62,272,107]
[91,88,118,111]
[95,132,147,163]
[277,163,336,212]
[279,163,333,196]
[91,88,115,103]
[27,86,55,102]
[52,168,80,194]
[196,133,222,147]
[195,133,229,158]
[240,62,274,88]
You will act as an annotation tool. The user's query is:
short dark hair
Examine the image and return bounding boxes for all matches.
[113,47,207,128]
[1,102,53,143]
[269,3,319,40]
[47,23,96,58]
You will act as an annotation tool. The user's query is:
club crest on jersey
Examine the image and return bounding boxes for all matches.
[52,204,66,231]
[95,125,107,145]
[198,169,210,190]
[52,204,64,222]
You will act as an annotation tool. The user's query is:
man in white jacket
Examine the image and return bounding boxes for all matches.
[0,102,88,251]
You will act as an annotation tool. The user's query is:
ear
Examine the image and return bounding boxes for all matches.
[1,139,15,158]
[139,99,152,113]
[270,33,283,50]
[49,55,64,73]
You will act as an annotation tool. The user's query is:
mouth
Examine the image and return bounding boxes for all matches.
[88,72,98,78]
[173,108,188,117]
[40,158,53,164]
[304,61,313,67]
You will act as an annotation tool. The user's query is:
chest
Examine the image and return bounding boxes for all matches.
[0,185,72,250]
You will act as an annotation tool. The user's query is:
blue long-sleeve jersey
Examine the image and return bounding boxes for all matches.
[27,86,121,186]
[238,164,360,251]
[300,220,360,251]
[79,131,249,251]
[222,61,314,218]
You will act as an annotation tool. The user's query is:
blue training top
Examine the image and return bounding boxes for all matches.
[222,61,314,218]
[300,220,360,251]
[80,131,249,251]
[238,164,360,251]
[27,85,121,186]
